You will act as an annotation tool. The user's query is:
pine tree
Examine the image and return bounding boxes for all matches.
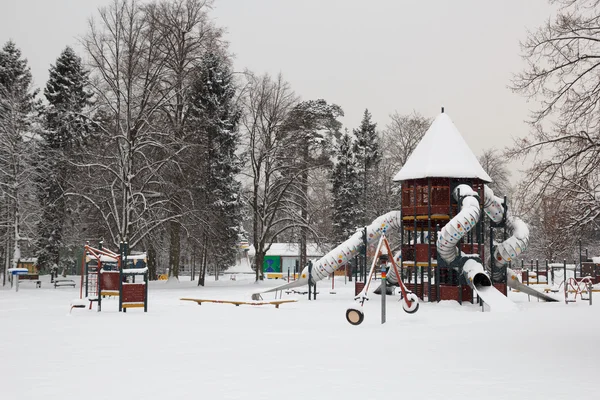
[332,132,362,243]
[0,41,38,282]
[187,51,242,285]
[353,109,380,223]
[36,46,92,272]
[283,99,343,271]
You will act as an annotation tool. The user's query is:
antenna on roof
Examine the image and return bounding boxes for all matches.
[441,106,445,113]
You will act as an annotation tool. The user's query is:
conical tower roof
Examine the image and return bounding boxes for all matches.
[392,112,491,182]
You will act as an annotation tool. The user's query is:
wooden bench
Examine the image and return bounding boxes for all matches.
[180,298,297,309]
[54,279,76,288]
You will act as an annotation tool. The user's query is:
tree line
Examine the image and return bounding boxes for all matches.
[2,0,598,285]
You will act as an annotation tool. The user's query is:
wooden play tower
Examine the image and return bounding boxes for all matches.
[393,109,507,304]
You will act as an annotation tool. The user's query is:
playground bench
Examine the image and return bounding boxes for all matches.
[54,279,76,288]
[180,298,297,309]
[18,279,41,288]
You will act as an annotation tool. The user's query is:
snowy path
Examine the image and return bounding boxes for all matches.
[0,275,596,400]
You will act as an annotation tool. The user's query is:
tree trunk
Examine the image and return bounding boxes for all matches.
[299,140,309,275]
[147,245,157,280]
[198,235,208,286]
[255,250,265,282]
[169,221,180,278]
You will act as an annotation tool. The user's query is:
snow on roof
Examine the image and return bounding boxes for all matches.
[393,112,492,182]
[248,243,325,258]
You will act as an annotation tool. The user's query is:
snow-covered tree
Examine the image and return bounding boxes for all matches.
[242,73,299,282]
[353,109,380,222]
[148,0,221,280]
[478,148,511,196]
[331,132,362,243]
[36,46,92,273]
[76,0,176,253]
[187,51,242,286]
[510,0,600,234]
[0,41,39,284]
[379,111,430,212]
[282,99,343,271]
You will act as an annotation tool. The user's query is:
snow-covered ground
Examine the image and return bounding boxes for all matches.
[1,275,597,400]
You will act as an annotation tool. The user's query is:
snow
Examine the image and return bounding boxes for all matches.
[248,243,325,257]
[1,274,599,400]
[122,267,148,274]
[393,113,492,182]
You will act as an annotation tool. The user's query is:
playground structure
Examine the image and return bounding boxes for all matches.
[252,111,559,316]
[78,243,148,313]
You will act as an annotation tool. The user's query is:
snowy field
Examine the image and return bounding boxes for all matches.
[1,275,598,400]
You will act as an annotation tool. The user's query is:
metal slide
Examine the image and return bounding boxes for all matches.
[483,185,558,303]
[505,268,559,302]
[438,184,557,309]
[252,211,402,299]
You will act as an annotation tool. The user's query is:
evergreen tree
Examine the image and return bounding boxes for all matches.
[331,132,362,243]
[187,51,242,285]
[0,41,38,282]
[283,99,343,271]
[353,109,380,223]
[36,46,92,272]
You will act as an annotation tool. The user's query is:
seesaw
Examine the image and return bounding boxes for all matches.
[180,298,297,308]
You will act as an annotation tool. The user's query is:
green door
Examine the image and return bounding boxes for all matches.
[263,256,281,273]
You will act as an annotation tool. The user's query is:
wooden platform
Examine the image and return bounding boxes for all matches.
[402,214,450,221]
[180,298,297,309]
[402,261,438,267]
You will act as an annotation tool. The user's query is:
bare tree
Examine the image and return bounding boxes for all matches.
[147,0,221,279]
[522,192,579,262]
[510,0,600,233]
[75,0,178,252]
[242,72,304,282]
[478,148,511,196]
[377,111,430,212]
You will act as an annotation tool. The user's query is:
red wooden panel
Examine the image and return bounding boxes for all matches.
[439,285,460,301]
[461,285,473,302]
[460,244,479,254]
[415,244,430,262]
[493,283,507,296]
[122,283,145,303]
[101,271,120,291]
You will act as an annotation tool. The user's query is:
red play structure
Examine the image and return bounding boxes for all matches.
[79,243,148,312]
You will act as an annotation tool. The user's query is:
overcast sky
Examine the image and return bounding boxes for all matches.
[0,0,554,183]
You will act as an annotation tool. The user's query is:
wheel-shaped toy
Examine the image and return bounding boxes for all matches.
[402,292,419,314]
[346,307,365,325]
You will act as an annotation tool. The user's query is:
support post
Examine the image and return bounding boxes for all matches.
[308,261,313,301]
[379,253,389,324]
[427,177,432,302]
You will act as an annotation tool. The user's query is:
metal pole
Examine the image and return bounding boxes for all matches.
[363,226,367,281]
[589,283,593,306]
[381,264,387,324]
[536,259,539,284]
[308,261,312,301]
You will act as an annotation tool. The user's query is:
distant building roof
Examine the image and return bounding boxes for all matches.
[393,112,492,182]
[248,243,325,258]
